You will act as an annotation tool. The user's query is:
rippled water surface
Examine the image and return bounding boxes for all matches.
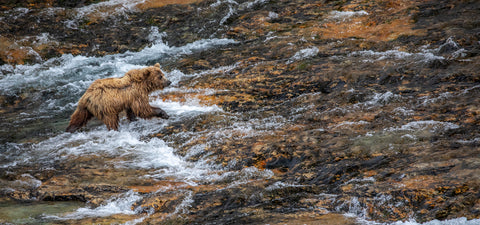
[1,0,479,224]
[0,37,261,223]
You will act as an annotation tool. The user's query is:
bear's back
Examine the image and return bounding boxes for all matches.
[88,76,132,90]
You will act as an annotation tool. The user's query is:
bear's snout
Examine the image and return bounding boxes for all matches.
[165,80,172,86]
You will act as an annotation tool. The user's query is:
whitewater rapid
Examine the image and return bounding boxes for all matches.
[0,23,276,223]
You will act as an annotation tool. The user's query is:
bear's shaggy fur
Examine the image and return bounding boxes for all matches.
[66,63,171,132]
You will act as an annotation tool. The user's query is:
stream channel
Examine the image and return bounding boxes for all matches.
[1,0,479,224]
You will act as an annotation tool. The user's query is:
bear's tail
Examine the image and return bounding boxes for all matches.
[66,107,93,133]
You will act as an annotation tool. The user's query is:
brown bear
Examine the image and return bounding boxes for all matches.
[66,63,171,132]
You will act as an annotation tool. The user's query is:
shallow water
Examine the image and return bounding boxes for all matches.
[1,0,479,224]
[0,14,272,223]
[0,200,84,224]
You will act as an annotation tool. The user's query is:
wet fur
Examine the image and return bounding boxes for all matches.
[66,63,170,132]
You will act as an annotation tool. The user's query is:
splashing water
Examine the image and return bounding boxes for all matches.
[48,190,142,220]
[0,16,273,222]
[0,30,236,143]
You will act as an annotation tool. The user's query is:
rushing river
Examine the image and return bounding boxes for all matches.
[0,34,247,220]
[1,0,479,224]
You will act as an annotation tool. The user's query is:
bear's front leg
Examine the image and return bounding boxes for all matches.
[126,108,137,122]
[103,114,120,131]
[151,106,169,119]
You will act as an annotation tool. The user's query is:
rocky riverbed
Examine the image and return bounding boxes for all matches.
[1,0,479,224]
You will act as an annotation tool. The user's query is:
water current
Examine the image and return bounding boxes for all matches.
[0,0,479,224]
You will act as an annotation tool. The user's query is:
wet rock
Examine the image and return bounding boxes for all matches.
[1,0,480,224]
[0,0,110,10]
[134,191,184,214]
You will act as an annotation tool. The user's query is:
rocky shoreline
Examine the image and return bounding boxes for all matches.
[1,0,479,224]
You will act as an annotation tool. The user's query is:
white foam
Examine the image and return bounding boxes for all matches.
[2,89,233,188]
[66,0,147,28]
[331,186,473,224]
[337,195,480,225]
[462,85,480,95]
[386,120,460,133]
[349,49,444,64]
[456,138,480,144]
[0,36,236,119]
[393,107,415,116]
[329,10,369,21]
[221,4,236,25]
[170,191,194,215]
[365,91,402,106]
[203,114,287,142]
[49,190,142,220]
[360,217,480,225]
[9,7,30,20]
[222,167,274,188]
[419,92,453,106]
[156,87,219,96]
[0,54,106,96]
[209,0,270,25]
[430,37,467,59]
[399,218,480,225]
[151,99,222,116]
[2,174,43,191]
[163,62,239,86]
[147,26,167,44]
[244,0,269,9]
[287,47,319,64]
[0,106,197,169]
[343,177,375,185]
[439,37,460,51]
[332,120,369,129]
[265,181,305,191]
[122,217,147,225]
[342,197,367,218]
[32,33,58,45]
[210,0,238,8]
[267,11,279,20]
[109,37,237,66]
[0,36,235,92]
[401,134,417,141]
[61,2,133,29]
[349,91,403,111]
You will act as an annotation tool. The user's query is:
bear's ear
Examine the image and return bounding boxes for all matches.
[154,63,160,68]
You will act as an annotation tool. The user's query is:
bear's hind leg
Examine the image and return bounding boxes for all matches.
[66,107,93,133]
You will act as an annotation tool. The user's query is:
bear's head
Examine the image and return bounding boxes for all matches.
[147,63,171,89]
[129,63,171,92]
